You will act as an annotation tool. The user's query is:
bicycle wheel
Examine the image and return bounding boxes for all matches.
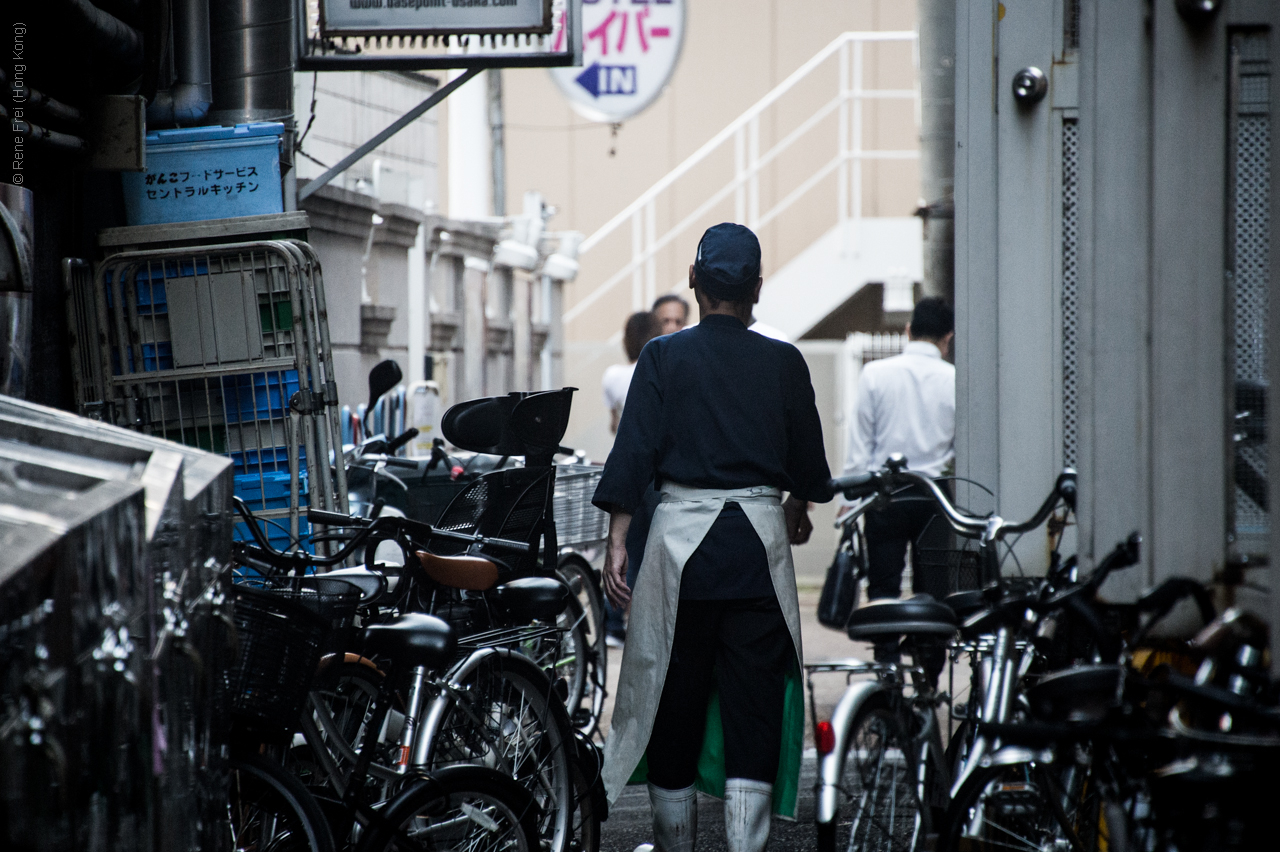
[557,555,607,736]
[426,651,575,852]
[228,753,336,852]
[296,660,403,797]
[518,594,590,725]
[357,764,539,852]
[941,761,1101,852]
[818,696,925,852]
[570,744,602,852]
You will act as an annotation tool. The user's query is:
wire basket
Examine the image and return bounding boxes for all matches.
[913,547,983,599]
[554,465,608,545]
[225,576,361,737]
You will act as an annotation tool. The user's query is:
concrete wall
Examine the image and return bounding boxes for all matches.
[293,70,441,206]
[955,0,1280,626]
[470,1,922,458]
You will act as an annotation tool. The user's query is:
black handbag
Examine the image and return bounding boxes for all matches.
[817,523,863,630]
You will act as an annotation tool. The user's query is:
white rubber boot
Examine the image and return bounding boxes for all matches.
[724,778,773,852]
[635,783,697,852]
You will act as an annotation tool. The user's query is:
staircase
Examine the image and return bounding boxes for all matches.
[566,30,922,340]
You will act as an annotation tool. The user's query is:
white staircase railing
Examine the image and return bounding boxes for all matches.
[566,30,919,326]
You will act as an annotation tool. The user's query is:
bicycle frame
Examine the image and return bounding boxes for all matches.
[810,660,947,836]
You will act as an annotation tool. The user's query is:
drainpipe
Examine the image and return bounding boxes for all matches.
[209,0,296,125]
[916,0,956,304]
[147,0,213,126]
[66,0,144,66]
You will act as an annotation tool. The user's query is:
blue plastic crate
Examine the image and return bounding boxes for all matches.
[111,342,175,374]
[234,470,308,512]
[222,370,300,423]
[122,123,284,226]
[233,470,312,553]
[104,266,174,314]
[233,516,313,555]
[230,444,307,476]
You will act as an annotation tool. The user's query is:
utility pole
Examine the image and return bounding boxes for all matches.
[488,69,506,216]
[917,0,955,304]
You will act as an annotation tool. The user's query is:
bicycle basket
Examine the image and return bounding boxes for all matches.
[913,547,983,599]
[225,576,361,737]
[553,464,608,546]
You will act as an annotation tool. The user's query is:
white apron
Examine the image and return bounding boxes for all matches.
[601,482,805,813]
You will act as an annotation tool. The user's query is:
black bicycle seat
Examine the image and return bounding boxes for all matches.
[846,594,957,641]
[488,576,571,624]
[325,567,389,604]
[363,613,457,670]
[944,589,987,621]
[1026,664,1125,724]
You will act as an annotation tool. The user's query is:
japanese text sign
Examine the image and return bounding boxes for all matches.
[321,0,553,36]
[549,0,685,123]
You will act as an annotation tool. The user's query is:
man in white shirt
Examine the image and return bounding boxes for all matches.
[843,298,955,660]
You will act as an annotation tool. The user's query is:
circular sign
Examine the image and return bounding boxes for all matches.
[549,0,686,123]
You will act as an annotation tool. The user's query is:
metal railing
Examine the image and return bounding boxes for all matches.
[566,30,919,325]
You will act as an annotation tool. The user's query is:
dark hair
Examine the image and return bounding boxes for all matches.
[624,311,662,361]
[652,293,690,318]
[909,297,954,340]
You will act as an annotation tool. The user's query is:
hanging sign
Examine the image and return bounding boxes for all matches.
[548,0,685,123]
[321,0,554,37]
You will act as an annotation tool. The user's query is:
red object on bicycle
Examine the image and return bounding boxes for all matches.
[816,720,836,755]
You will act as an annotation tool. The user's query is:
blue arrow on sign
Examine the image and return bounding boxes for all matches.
[575,63,638,98]
[575,63,602,97]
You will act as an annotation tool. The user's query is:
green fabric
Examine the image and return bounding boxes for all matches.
[625,660,805,820]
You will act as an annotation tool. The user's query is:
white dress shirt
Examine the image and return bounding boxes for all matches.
[748,319,790,342]
[844,340,955,479]
[602,362,636,419]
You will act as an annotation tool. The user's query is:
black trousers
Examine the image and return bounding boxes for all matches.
[645,596,792,790]
[864,483,951,675]
[864,483,951,601]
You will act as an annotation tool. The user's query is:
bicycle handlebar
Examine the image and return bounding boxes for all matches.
[231,499,533,573]
[828,455,1076,541]
[306,507,531,554]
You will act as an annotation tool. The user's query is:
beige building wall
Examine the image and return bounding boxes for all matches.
[439,1,921,576]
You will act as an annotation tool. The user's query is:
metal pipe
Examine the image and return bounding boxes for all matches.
[209,0,295,125]
[65,0,144,65]
[916,0,955,303]
[0,70,85,126]
[3,108,87,152]
[148,0,213,126]
[28,89,84,126]
[489,69,506,216]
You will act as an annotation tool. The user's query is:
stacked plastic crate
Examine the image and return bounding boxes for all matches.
[69,240,347,553]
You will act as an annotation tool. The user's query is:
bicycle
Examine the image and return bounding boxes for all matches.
[221,565,539,852]
[233,500,591,852]
[813,454,1077,852]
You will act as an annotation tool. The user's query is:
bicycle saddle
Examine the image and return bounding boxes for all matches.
[417,551,500,590]
[325,567,389,604]
[944,589,987,621]
[363,613,457,670]
[488,576,571,624]
[1026,664,1125,724]
[845,594,957,640]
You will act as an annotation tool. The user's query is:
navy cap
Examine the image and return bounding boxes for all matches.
[693,223,761,301]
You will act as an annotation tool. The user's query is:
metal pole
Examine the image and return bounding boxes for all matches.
[917,0,956,303]
[299,67,482,201]
[644,200,657,307]
[838,40,850,227]
[631,212,644,311]
[489,69,507,216]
